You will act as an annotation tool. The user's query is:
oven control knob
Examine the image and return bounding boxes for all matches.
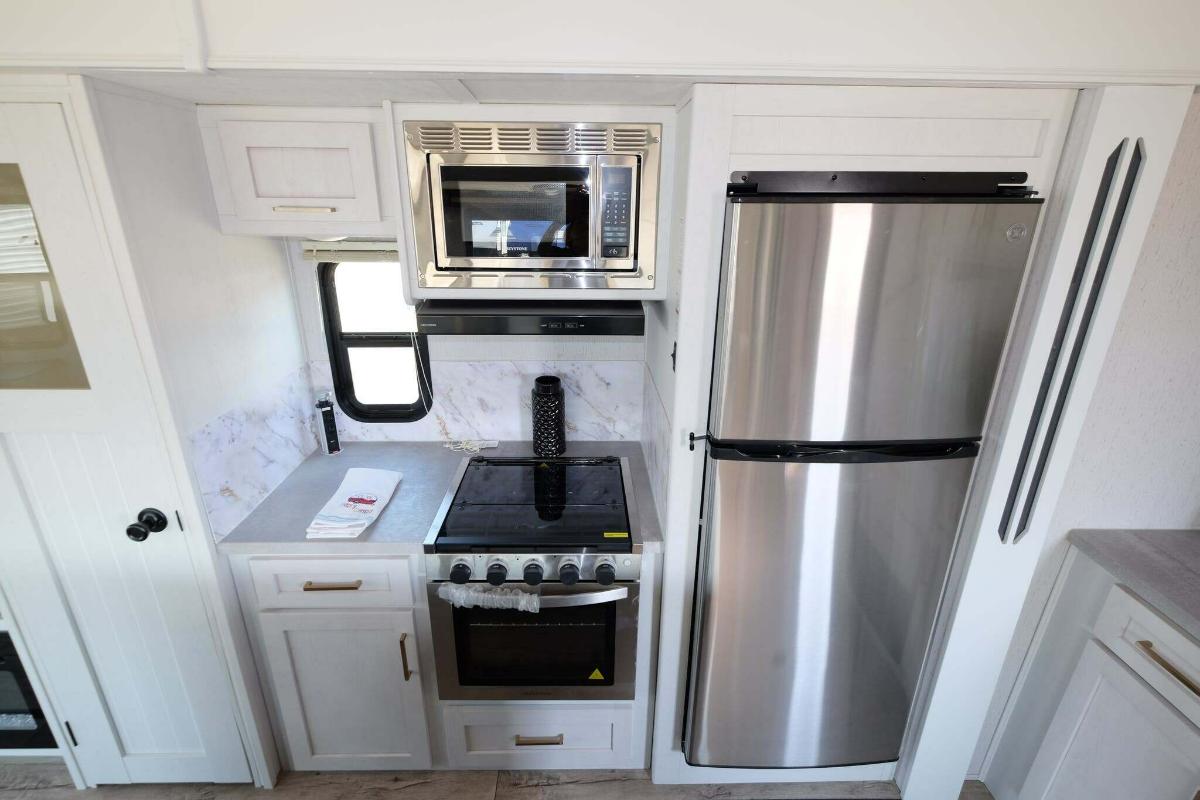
[559,561,581,586]
[523,561,544,586]
[486,562,508,586]
[449,562,472,584]
[595,562,617,586]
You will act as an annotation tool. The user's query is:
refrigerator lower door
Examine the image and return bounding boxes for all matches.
[684,452,975,767]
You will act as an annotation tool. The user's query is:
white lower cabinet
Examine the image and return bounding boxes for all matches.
[259,609,432,770]
[443,704,635,769]
[1019,640,1200,800]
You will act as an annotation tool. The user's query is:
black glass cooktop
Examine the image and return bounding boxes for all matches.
[434,456,632,553]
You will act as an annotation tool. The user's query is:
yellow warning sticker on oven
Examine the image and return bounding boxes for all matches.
[588,668,605,680]
[603,531,629,539]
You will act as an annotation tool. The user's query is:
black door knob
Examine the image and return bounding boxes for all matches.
[595,563,617,586]
[127,508,168,542]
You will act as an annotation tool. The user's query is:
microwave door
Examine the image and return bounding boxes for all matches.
[429,153,597,272]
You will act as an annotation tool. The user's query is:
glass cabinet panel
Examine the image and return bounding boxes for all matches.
[0,164,88,389]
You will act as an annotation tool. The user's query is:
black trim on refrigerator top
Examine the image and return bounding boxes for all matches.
[1013,139,1145,542]
[999,141,1126,542]
[727,171,1036,198]
[706,438,979,464]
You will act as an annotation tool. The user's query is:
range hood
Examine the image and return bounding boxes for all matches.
[415,300,644,336]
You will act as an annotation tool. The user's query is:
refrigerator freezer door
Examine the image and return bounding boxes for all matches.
[684,453,975,767]
[710,199,1041,443]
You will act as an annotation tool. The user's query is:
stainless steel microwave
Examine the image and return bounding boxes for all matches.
[402,121,661,291]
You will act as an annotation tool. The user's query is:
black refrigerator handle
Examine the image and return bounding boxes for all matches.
[706,439,979,464]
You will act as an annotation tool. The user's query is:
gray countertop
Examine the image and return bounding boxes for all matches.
[1070,528,1200,642]
[218,441,662,555]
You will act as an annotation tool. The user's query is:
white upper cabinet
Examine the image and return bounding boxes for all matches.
[198,107,397,237]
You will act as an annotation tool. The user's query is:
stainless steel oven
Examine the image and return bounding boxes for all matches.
[427,572,639,701]
[402,121,660,291]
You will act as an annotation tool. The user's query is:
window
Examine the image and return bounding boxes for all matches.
[318,261,431,422]
[0,164,89,389]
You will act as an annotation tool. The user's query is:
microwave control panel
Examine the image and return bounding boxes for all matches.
[600,165,636,259]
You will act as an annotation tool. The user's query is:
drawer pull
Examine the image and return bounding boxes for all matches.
[272,205,337,213]
[302,579,363,592]
[1136,639,1200,698]
[399,633,413,682]
[514,733,564,747]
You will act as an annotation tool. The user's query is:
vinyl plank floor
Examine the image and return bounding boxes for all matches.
[0,765,993,800]
[495,770,899,800]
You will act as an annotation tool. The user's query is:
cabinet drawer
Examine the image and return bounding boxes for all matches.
[443,705,634,769]
[1094,584,1200,726]
[215,120,381,223]
[250,557,413,610]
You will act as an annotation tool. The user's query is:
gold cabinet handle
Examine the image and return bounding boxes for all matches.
[1136,640,1200,698]
[515,734,564,747]
[272,205,337,213]
[399,633,413,681]
[302,579,363,592]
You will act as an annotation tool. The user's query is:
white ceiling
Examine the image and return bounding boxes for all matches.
[83,69,696,107]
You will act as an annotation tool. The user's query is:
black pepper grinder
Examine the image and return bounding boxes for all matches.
[531,375,566,457]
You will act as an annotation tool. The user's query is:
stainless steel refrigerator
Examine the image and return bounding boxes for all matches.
[684,173,1042,768]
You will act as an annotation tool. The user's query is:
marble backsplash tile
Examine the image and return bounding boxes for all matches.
[641,366,672,529]
[309,358,644,443]
[189,365,318,538]
[188,358,643,541]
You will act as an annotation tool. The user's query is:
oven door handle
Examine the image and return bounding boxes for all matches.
[538,587,628,608]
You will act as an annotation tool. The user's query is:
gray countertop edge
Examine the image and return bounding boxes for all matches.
[216,440,663,556]
[1069,528,1200,642]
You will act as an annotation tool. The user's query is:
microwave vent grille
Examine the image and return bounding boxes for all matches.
[416,125,455,150]
[612,128,651,152]
[574,128,608,153]
[497,127,534,152]
[406,122,657,155]
[458,126,495,152]
[535,127,572,151]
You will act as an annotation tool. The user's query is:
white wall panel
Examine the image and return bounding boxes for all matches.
[0,0,188,68]
[196,0,1200,83]
[974,92,1200,778]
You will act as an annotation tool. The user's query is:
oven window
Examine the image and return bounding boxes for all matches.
[440,166,591,259]
[453,602,615,686]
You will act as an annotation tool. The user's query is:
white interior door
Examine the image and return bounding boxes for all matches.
[0,102,250,783]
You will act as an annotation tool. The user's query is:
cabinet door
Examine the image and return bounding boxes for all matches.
[216,120,380,223]
[1020,640,1200,800]
[258,610,431,770]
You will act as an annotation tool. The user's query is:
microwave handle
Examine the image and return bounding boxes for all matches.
[589,157,603,266]
[540,587,628,608]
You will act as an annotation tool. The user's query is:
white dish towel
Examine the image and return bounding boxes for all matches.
[306,467,402,539]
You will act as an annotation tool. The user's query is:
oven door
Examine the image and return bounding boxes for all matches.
[428,581,638,701]
[429,153,638,274]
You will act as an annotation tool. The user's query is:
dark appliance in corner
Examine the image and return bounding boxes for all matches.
[0,633,55,749]
[684,172,1043,768]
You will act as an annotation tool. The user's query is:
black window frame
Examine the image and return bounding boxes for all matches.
[317,261,432,423]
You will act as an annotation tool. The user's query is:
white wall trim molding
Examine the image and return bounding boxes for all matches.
[195,56,1200,88]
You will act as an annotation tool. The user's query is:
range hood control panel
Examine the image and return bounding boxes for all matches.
[416,300,644,336]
